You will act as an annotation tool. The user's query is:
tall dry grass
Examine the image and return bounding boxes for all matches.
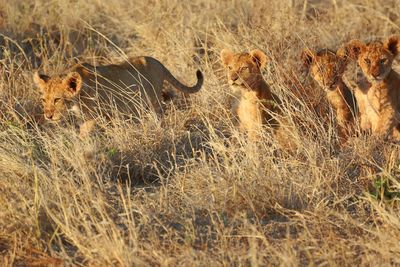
[1,0,400,266]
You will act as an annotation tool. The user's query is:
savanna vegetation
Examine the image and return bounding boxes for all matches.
[0,0,400,266]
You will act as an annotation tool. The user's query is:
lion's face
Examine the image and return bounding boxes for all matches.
[302,49,347,90]
[33,72,82,121]
[220,49,267,90]
[344,35,400,82]
[357,43,394,82]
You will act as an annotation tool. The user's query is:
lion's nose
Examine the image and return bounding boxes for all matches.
[371,66,381,78]
[45,113,53,120]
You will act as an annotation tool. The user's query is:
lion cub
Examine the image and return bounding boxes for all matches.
[301,48,357,142]
[343,35,400,140]
[34,57,203,137]
[220,49,278,140]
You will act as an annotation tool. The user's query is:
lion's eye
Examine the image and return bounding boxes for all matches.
[228,65,233,70]
[54,98,61,104]
[380,58,388,64]
[364,58,371,65]
[241,66,249,71]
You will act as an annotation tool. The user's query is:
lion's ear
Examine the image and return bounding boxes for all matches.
[384,35,400,56]
[301,48,315,69]
[63,72,82,97]
[336,45,348,61]
[220,49,234,67]
[342,39,365,60]
[250,49,267,68]
[33,71,50,92]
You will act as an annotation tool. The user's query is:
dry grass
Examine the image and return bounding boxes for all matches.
[1,0,400,266]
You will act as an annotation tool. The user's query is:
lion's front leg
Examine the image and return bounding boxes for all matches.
[336,106,353,139]
[359,112,371,132]
[374,106,397,139]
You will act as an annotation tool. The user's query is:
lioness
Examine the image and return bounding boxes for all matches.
[34,56,204,137]
[343,35,400,140]
[301,48,357,142]
[220,49,279,140]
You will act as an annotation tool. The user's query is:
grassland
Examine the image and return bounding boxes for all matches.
[1,0,400,266]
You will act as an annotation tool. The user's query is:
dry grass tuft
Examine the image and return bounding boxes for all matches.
[1,0,400,266]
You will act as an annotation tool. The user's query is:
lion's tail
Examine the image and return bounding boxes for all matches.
[164,67,204,94]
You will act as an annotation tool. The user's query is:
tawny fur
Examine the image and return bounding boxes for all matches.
[343,35,400,140]
[33,56,204,137]
[302,48,356,142]
[220,49,278,140]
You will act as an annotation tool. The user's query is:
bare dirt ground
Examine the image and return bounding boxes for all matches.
[0,0,400,266]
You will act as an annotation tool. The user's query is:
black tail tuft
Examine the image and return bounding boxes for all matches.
[196,70,203,80]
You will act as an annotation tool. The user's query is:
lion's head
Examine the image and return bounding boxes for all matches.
[343,35,400,82]
[33,71,82,121]
[220,49,267,90]
[301,48,348,90]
